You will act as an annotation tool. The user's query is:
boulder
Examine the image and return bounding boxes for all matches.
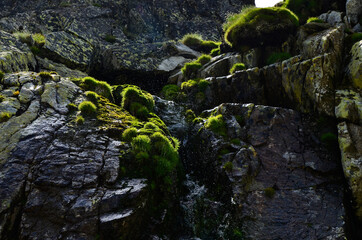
[346,40,362,89]
[346,0,362,25]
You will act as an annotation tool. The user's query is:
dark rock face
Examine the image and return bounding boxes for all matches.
[185,103,346,239]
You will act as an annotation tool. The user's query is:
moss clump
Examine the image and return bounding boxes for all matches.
[161,84,180,100]
[104,34,116,43]
[79,101,97,117]
[198,79,210,92]
[230,63,246,74]
[76,115,84,125]
[181,33,221,53]
[130,102,150,119]
[0,71,4,81]
[223,161,233,172]
[222,5,256,31]
[231,138,241,145]
[122,127,138,142]
[264,187,276,198]
[131,135,152,153]
[13,32,32,44]
[196,54,212,65]
[210,47,221,57]
[181,79,198,91]
[32,33,45,47]
[282,0,319,23]
[205,114,227,137]
[345,33,362,50]
[67,103,78,113]
[0,112,12,123]
[224,7,299,48]
[266,52,292,65]
[81,77,113,101]
[121,86,154,115]
[185,109,196,123]
[30,46,40,55]
[181,62,202,79]
[85,91,100,104]
[307,17,324,23]
[38,71,53,79]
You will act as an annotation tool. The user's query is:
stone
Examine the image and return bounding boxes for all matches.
[338,122,362,219]
[319,11,344,26]
[0,97,20,115]
[200,54,241,78]
[346,0,362,25]
[37,57,88,78]
[346,40,362,89]
[335,90,362,124]
[18,82,35,104]
[158,56,189,72]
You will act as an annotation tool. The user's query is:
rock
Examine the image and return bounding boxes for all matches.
[319,11,344,26]
[0,97,21,115]
[242,48,261,68]
[185,103,346,239]
[346,0,362,25]
[353,23,362,32]
[158,56,189,72]
[42,31,94,71]
[200,53,241,78]
[18,82,35,104]
[346,40,362,89]
[338,122,362,219]
[37,57,88,78]
[0,30,36,73]
[335,90,362,124]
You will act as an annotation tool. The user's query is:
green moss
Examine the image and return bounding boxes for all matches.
[223,5,256,31]
[13,32,31,44]
[283,0,319,23]
[264,187,276,198]
[30,46,40,55]
[130,102,150,119]
[0,71,4,81]
[230,63,246,74]
[0,95,5,103]
[195,92,205,102]
[131,135,152,153]
[231,138,241,145]
[32,33,45,47]
[85,91,100,104]
[181,79,198,90]
[181,33,221,53]
[223,161,233,172]
[307,17,324,23]
[196,54,212,65]
[122,127,138,142]
[38,71,53,79]
[161,84,180,100]
[205,114,227,137]
[0,112,12,123]
[185,109,196,123]
[76,115,84,125]
[198,79,210,92]
[121,86,154,113]
[104,34,116,43]
[266,52,292,65]
[67,103,78,113]
[181,62,202,79]
[210,47,221,57]
[81,77,113,101]
[345,33,362,49]
[224,7,299,48]
[79,101,97,117]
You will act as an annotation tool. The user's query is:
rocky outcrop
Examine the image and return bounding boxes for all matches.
[185,103,345,239]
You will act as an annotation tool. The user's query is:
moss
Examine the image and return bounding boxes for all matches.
[0,95,5,103]
[198,79,210,92]
[181,62,202,79]
[81,77,113,101]
[307,17,324,23]
[121,86,154,113]
[13,32,31,44]
[196,54,212,65]
[223,161,233,172]
[0,112,12,123]
[231,138,241,145]
[230,63,246,74]
[266,52,292,65]
[264,187,276,198]
[223,5,256,31]
[130,102,150,119]
[67,103,78,113]
[161,84,180,100]
[131,135,152,153]
[195,92,205,102]
[185,109,196,123]
[181,79,198,91]
[181,33,221,53]
[210,47,221,57]
[104,34,116,43]
[122,127,138,142]
[38,71,53,79]
[224,7,299,48]
[283,0,319,23]
[30,46,41,55]
[76,115,84,125]
[32,33,45,47]
[85,91,100,104]
[205,114,227,137]
[79,101,97,117]
[0,71,4,81]
[345,33,362,49]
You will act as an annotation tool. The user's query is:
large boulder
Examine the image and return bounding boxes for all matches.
[346,0,362,25]
[345,40,362,89]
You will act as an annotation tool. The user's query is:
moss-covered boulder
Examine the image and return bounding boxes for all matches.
[224,7,299,49]
[346,40,362,89]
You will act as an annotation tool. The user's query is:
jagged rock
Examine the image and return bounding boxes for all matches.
[346,40,362,89]
[346,0,362,25]
[200,53,241,78]
[0,97,20,115]
[0,30,36,73]
[186,103,346,239]
[338,122,362,219]
[37,57,88,78]
[242,47,261,68]
[319,11,344,26]
[43,31,94,71]
[158,56,190,72]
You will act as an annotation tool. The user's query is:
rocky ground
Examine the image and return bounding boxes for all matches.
[0,0,362,240]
